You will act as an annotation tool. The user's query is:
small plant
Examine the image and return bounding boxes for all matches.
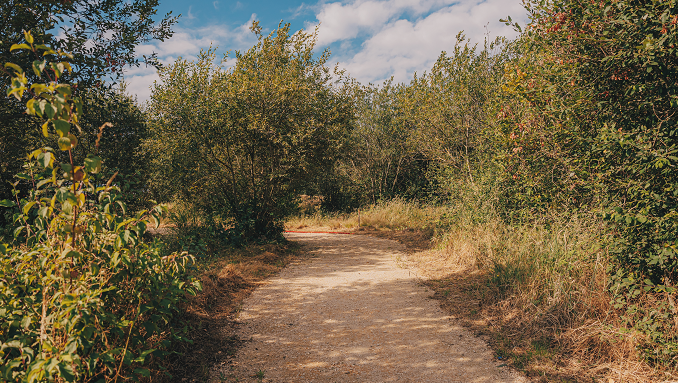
[255,369,265,381]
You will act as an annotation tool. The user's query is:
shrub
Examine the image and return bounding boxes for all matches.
[504,0,678,366]
[0,32,200,382]
[144,22,354,242]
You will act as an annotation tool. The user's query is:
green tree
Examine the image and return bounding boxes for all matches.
[0,0,176,227]
[339,80,428,205]
[407,34,505,184]
[145,22,354,241]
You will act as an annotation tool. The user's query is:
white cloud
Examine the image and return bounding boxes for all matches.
[122,0,527,101]
[213,1,219,10]
[311,0,526,84]
[123,18,258,102]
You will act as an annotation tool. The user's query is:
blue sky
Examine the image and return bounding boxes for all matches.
[124,0,528,101]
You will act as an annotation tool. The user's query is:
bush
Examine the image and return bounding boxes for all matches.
[0,33,200,382]
[503,0,678,366]
[144,22,354,242]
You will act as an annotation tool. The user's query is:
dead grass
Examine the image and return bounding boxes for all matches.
[405,216,678,383]
[153,240,306,383]
[286,198,447,232]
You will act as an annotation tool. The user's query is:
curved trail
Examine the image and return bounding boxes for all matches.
[213,233,527,382]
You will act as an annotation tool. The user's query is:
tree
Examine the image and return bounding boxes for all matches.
[145,22,354,241]
[340,80,428,205]
[0,0,176,227]
[0,0,176,86]
[407,34,505,183]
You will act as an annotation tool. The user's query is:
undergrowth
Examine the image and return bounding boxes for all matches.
[286,198,446,232]
[151,205,302,383]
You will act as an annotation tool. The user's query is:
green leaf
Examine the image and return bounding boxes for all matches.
[54,120,70,137]
[41,121,50,137]
[32,60,46,77]
[57,362,76,382]
[26,360,47,383]
[84,156,102,174]
[58,137,72,151]
[38,206,51,218]
[4,62,23,74]
[23,201,37,215]
[36,178,52,189]
[0,199,16,207]
[116,200,127,215]
[21,316,32,329]
[24,31,34,44]
[37,152,53,168]
[134,368,151,378]
[10,43,31,52]
[13,226,24,238]
[44,103,55,119]
[55,84,72,96]
[50,62,63,78]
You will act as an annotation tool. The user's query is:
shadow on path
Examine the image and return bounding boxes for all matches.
[213,233,526,383]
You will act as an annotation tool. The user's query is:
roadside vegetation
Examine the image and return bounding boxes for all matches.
[0,0,676,381]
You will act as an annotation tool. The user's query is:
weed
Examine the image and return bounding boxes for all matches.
[255,370,265,381]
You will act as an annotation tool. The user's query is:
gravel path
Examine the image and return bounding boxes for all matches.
[212,233,527,383]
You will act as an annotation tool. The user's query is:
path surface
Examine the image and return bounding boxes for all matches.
[212,233,527,383]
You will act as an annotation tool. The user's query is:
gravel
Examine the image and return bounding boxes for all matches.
[212,233,528,383]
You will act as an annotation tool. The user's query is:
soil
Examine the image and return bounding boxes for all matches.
[211,232,528,382]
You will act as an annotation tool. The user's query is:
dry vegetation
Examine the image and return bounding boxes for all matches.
[288,200,678,382]
[287,198,446,233]
[150,234,306,383]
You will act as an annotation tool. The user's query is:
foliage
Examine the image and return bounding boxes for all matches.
[504,0,678,366]
[494,37,594,214]
[0,0,176,86]
[324,34,508,211]
[406,34,507,189]
[76,86,153,212]
[0,33,200,382]
[0,0,176,228]
[339,80,428,205]
[144,22,354,242]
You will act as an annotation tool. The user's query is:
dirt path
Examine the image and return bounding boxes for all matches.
[212,233,528,383]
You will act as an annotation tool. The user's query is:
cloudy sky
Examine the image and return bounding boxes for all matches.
[124,0,528,102]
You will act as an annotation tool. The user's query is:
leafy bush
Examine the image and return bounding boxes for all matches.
[0,33,200,382]
[502,0,678,366]
[144,22,354,242]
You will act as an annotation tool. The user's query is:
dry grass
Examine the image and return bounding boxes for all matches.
[286,198,447,232]
[292,200,678,382]
[412,214,678,382]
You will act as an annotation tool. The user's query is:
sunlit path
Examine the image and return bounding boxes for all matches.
[212,233,526,382]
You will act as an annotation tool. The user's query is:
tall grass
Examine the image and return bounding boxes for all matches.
[286,198,447,231]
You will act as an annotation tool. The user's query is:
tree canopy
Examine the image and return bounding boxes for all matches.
[144,23,354,241]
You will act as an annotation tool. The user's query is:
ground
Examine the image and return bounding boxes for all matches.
[211,232,528,382]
